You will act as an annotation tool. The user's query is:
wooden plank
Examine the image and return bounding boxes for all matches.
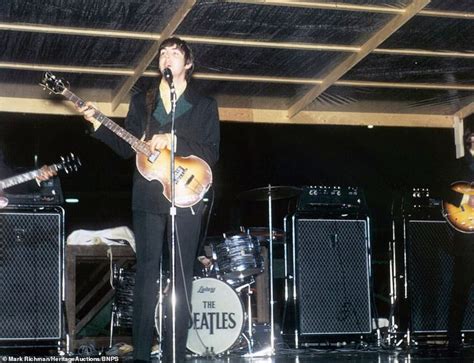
[0,96,455,128]
[0,97,129,117]
[111,0,196,110]
[226,0,406,14]
[76,258,127,312]
[5,60,474,87]
[455,101,474,119]
[227,0,473,19]
[219,107,454,128]
[75,289,115,333]
[291,110,453,128]
[287,0,430,118]
[2,23,473,59]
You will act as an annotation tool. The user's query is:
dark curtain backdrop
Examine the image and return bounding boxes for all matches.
[0,112,457,318]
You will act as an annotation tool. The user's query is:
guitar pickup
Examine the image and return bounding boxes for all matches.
[148,152,159,163]
[174,166,186,182]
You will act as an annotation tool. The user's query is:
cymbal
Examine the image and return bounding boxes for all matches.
[238,185,302,201]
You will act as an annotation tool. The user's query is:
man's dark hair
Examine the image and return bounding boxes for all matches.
[158,37,194,80]
[464,116,474,150]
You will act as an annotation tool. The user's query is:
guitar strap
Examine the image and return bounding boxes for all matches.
[145,87,158,140]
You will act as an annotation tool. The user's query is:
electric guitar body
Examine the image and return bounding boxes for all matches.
[136,150,212,208]
[442,181,474,233]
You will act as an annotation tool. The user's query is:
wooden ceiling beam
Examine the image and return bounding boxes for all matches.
[195,72,474,91]
[213,107,454,128]
[225,0,406,14]
[0,97,130,117]
[287,0,430,118]
[227,0,474,19]
[0,22,161,40]
[2,22,473,59]
[0,95,453,128]
[419,9,474,19]
[2,62,474,91]
[0,61,135,75]
[111,0,196,110]
[455,101,474,119]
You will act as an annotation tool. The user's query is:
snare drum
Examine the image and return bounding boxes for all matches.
[212,232,264,280]
[187,277,244,355]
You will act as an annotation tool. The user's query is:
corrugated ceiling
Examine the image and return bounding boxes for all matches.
[0,0,472,128]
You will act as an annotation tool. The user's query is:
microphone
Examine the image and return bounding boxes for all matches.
[163,68,173,85]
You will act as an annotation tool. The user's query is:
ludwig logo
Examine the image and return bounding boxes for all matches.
[197,285,216,293]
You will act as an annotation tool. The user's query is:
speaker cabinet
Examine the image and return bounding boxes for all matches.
[405,219,474,333]
[288,214,372,344]
[0,206,64,341]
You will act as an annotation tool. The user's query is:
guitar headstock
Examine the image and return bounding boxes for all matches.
[58,153,81,174]
[40,72,68,95]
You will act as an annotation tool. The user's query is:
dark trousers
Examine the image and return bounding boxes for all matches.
[132,209,202,362]
[447,251,474,346]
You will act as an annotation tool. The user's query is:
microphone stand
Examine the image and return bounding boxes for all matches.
[168,79,178,363]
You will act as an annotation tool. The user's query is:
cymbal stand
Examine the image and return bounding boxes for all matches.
[244,185,276,356]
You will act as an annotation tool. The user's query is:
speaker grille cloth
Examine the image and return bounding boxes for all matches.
[0,211,62,339]
[296,218,371,335]
[407,220,474,333]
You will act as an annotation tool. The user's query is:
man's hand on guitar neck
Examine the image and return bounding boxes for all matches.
[148,133,176,152]
[37,165,57,181]
[34,165,57,186]
[75,100,176,152]
[461,194,474,208]
[75,101,102,131]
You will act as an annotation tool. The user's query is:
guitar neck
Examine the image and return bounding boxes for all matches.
[62,89,153,157]
[0,164,58,190]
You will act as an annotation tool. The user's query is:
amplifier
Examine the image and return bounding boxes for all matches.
[282,213,372,346]
[296,185,367,213]
[0,206,64,342]
[5,177,64,207]
[402,187,442,216]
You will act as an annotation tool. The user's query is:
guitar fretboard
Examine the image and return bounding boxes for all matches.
[63,89,154,157]
[0,165,58,190]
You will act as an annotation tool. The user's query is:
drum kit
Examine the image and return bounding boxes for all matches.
[110,185,302,357]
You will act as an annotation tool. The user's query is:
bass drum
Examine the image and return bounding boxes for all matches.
[187,277,244,355]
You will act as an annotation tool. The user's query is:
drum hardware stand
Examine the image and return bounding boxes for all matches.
[281,214,291,341]
[154,260,166,356]
[388,235,400,347]
[237,185,301,355]
[267,184,276,355]
[241,275,280,358]
[234,280,255,355]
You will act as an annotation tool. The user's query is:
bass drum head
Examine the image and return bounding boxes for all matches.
[187,277,244,355]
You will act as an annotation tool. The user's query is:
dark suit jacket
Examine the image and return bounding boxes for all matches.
[93,83,220,215]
